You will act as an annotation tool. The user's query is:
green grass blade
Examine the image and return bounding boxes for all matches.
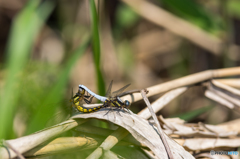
[0,0,54,139]
[171,106,213,121]
[26,36,91,134]
[89,0,105,96]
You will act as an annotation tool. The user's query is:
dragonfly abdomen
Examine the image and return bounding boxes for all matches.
[76,105,105,113]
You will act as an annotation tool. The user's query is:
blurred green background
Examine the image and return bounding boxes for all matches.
[0,0,239,142]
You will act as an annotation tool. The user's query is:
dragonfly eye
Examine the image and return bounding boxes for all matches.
[124,100,130,106]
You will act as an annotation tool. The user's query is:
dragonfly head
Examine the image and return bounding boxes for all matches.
[78,87,85,95]
[124,100,130,107]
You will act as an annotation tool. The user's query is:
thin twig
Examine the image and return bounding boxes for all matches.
[138,87,187,119]
[205,90,234,109]
[206,82,240,112]
[215,78,240,88]
[212,80,240,97]
[122,67,240,103]
[141,90,174,159]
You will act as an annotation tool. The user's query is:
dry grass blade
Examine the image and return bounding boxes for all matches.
[205,90,234,109]
[160,117,238,138]
[0,119,80,159]
[71,109,194,159]
[199,123,238,137]
[140,90,173,159]
[122,67,240,104]
[24,137,99,157]
[120,0,238,56]
[212,80,240,97]
[215,79,240,89]
[206,82,240,112]
[138,87,188,119]
[218,118,240,134]
[209,88,240,108]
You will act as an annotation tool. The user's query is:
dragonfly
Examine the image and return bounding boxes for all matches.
[72,81,131,113]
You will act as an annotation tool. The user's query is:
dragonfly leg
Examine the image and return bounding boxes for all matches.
[103,106,118,121]
[88,95,94,103]
[83,94,94,104]
[84,98,90,104]
[116,107,123,117]
[103,107,113,116]
[120,106,130,114]
[124,107,131,114]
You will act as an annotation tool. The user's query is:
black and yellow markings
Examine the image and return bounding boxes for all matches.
[104,99,122,108]
[74,99,105,113]
[71,88,103,113]
[73,95,126,113]
[72,85,129,113]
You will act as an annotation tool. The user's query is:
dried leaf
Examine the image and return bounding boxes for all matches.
[71,109,194,159]
[0,120,79,159]
[218,118,240,134]
[160,117,237,138]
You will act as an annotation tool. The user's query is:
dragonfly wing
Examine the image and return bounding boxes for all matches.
[105,80,113,97]
[111,83,131,97]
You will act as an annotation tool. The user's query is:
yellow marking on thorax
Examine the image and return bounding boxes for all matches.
[111,103,115,107]
[115,101,121,107]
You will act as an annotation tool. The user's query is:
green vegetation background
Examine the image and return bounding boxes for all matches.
[0,0,239,143]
